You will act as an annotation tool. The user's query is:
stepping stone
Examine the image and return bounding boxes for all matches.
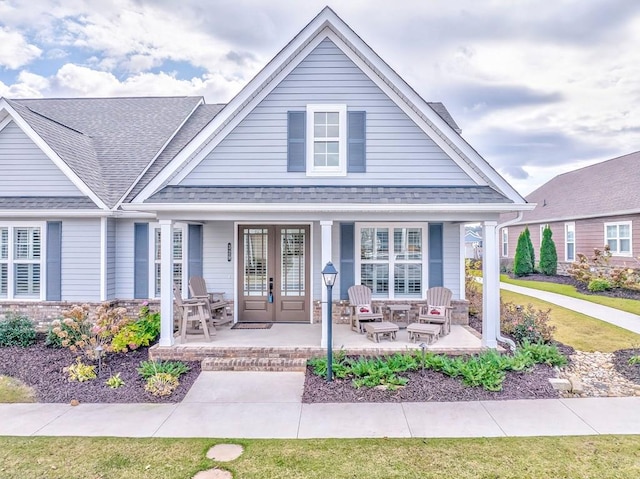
[193,469,232,479]
[206,443,244,461]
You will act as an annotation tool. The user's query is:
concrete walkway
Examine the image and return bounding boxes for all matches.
[1,371,640,439]
[500,281,640,335]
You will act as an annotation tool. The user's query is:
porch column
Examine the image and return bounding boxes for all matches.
[482,220,498,348]
[159,219,174,347]
[320,220,333,348]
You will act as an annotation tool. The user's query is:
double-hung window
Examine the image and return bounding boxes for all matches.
[501,229,508,257]
[0,223,44,300]
[356,223,427,299]
[565,223,575,262]
[605,221,632,256]
[306,104,347,176]
[151,224,186,297]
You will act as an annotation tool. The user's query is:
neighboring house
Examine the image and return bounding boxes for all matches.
[464,228,483,259]
[0,7,532,349]
[500,150,640,274]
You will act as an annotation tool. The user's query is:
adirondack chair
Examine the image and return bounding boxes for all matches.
[416,287,453,336]
[347,285,384,333]
[188,276,231,327]
[173,285,215,342]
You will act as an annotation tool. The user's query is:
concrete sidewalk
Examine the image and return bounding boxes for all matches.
[1,372,640,439]
[500,281,640,335]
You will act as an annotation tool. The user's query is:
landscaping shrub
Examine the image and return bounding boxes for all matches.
[145,372,179,397]
[63,357,97,382]
[568,246,640,292]
[514,229,533,276]
[500,301,555,345]
[137,360,190,379]
[0,312,37,347]
[525,226,535,272]
[539,226,558,275]
[105,373,125,389]
[465,261,482,317]
[588,278,612,292]
[111,302,160,353]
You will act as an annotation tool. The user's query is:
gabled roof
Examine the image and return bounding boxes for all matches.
[133,7,526,206]
[3,96,203,208]
[510,150,640,224]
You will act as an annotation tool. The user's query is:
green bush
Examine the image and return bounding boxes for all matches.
[0,312,37,347]
[63,357,97,382]
[137,360,190,379]
[525,226,535,273]
[500,301,555,345]
[514,229,533,276]
[111,303,160,353]
[539,226,558,275]
[145,373,179,397]
[588,278,612,292]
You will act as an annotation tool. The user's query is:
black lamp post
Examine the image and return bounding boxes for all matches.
[321,261,338,381]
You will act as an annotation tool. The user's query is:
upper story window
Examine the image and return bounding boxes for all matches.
[0,223,44,300]
[605,221,632,256]
[565,223,575,262]
[306,104,347,176]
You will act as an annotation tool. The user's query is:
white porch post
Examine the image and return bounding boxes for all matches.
[159,219,174,347]
[482,220,498,348]
[320,220,333,348]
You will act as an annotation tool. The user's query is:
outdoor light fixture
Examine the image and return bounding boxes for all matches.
[321,261,338,381]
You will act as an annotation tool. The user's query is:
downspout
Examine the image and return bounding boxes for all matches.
[494,211,524,351]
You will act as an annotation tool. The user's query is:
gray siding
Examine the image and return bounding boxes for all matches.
[443,222,461,298]
[106,218,116,299]
[61,218,101,301]
[179,38,474,187]
[202,221,234,297]
[115,219,135,299]
[0,121,83,196]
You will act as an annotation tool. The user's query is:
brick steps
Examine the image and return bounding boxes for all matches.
[202,357,308,372]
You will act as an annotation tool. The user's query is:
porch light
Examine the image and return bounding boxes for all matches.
[321,261,338,381]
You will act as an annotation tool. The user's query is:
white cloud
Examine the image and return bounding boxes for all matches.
[0,27,42,69]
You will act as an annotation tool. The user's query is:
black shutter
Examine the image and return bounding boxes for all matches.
[287,111,306,172]
[188,224,203,286]
[429,223,444,288]
[46,221,62,301]
[134,223,149,299]
[347,111,366,172]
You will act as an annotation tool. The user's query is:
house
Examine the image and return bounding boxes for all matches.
[0,7,532,350]
[464,227,483,260]
[500,150,640,274]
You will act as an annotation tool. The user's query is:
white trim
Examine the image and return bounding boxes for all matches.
[306,104,347,177]
[509,209,640,226]
[0,209,113,218]
[148,222,188,298]
[0,100,107,210]
[481,220,498,348]
[0,221,47,301]
[0,115,13,132]
[320,220,333,347]
[100,217,107,301]
[158,219,174,347]
[604,220,633,257]
[564,222,575,262]
[459,223,466,300]
[355,222,428,300]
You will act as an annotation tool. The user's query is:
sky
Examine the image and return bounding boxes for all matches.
[1,0,638,197]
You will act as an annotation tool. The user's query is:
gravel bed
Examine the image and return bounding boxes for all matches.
[0,335,200,403]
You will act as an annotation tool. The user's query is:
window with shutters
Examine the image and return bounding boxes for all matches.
[151,224,187,298]
[0,223,44,300]
[306,104,347,176]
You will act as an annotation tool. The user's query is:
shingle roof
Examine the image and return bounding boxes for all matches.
[147,185,512,204]
[0,197,99,209]
[10,96,203,208]
[428,103,461,133]
[512,150,640,224]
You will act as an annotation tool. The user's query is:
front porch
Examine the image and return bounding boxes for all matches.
[149,323,485,364]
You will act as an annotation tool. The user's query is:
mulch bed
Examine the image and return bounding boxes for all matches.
[0,335,201,403]
[612,349,640,384]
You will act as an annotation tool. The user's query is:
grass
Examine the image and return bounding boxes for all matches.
[501,274,640,315]
[0,375,36,403]
[501,290,640,352]
[0,436,639,478]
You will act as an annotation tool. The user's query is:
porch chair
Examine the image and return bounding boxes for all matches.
[347,285,384,333]
[416,286,453,336]
[188,276,232,327]
[173,285,215,342]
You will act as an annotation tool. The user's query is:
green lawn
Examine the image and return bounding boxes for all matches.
[501,290,640,352]
[0,436,639,479]
[0,375,36,403]
[501,274,640,315]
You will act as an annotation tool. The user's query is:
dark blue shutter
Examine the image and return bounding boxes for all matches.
[428,223,444,288]
[340,223,355,300]
[188,224,203,287]
[134,223,149,299]
[287,111,306,172]
[347,111,366,172]
[46,221,62,301]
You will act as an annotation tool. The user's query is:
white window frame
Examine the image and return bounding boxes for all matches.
[501,228,508,257]
[306,103,347,177]
[149,223,188,298]
[0,222,46,301]
[604,221,632,257]
[564,222,575,262]
[355,222,428,300]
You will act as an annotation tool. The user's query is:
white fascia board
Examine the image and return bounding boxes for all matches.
[114,97,204,209]
[510,208,640,226]
[0,209,113,218]
[0,100,108,210]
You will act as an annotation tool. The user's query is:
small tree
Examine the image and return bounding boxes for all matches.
[539,226,558,275]
[524,226,535,272]
[513,229,533,276]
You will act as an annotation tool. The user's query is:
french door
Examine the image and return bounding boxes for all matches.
[237,225,310,322]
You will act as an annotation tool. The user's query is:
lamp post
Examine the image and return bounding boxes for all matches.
[321,261,338,381]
